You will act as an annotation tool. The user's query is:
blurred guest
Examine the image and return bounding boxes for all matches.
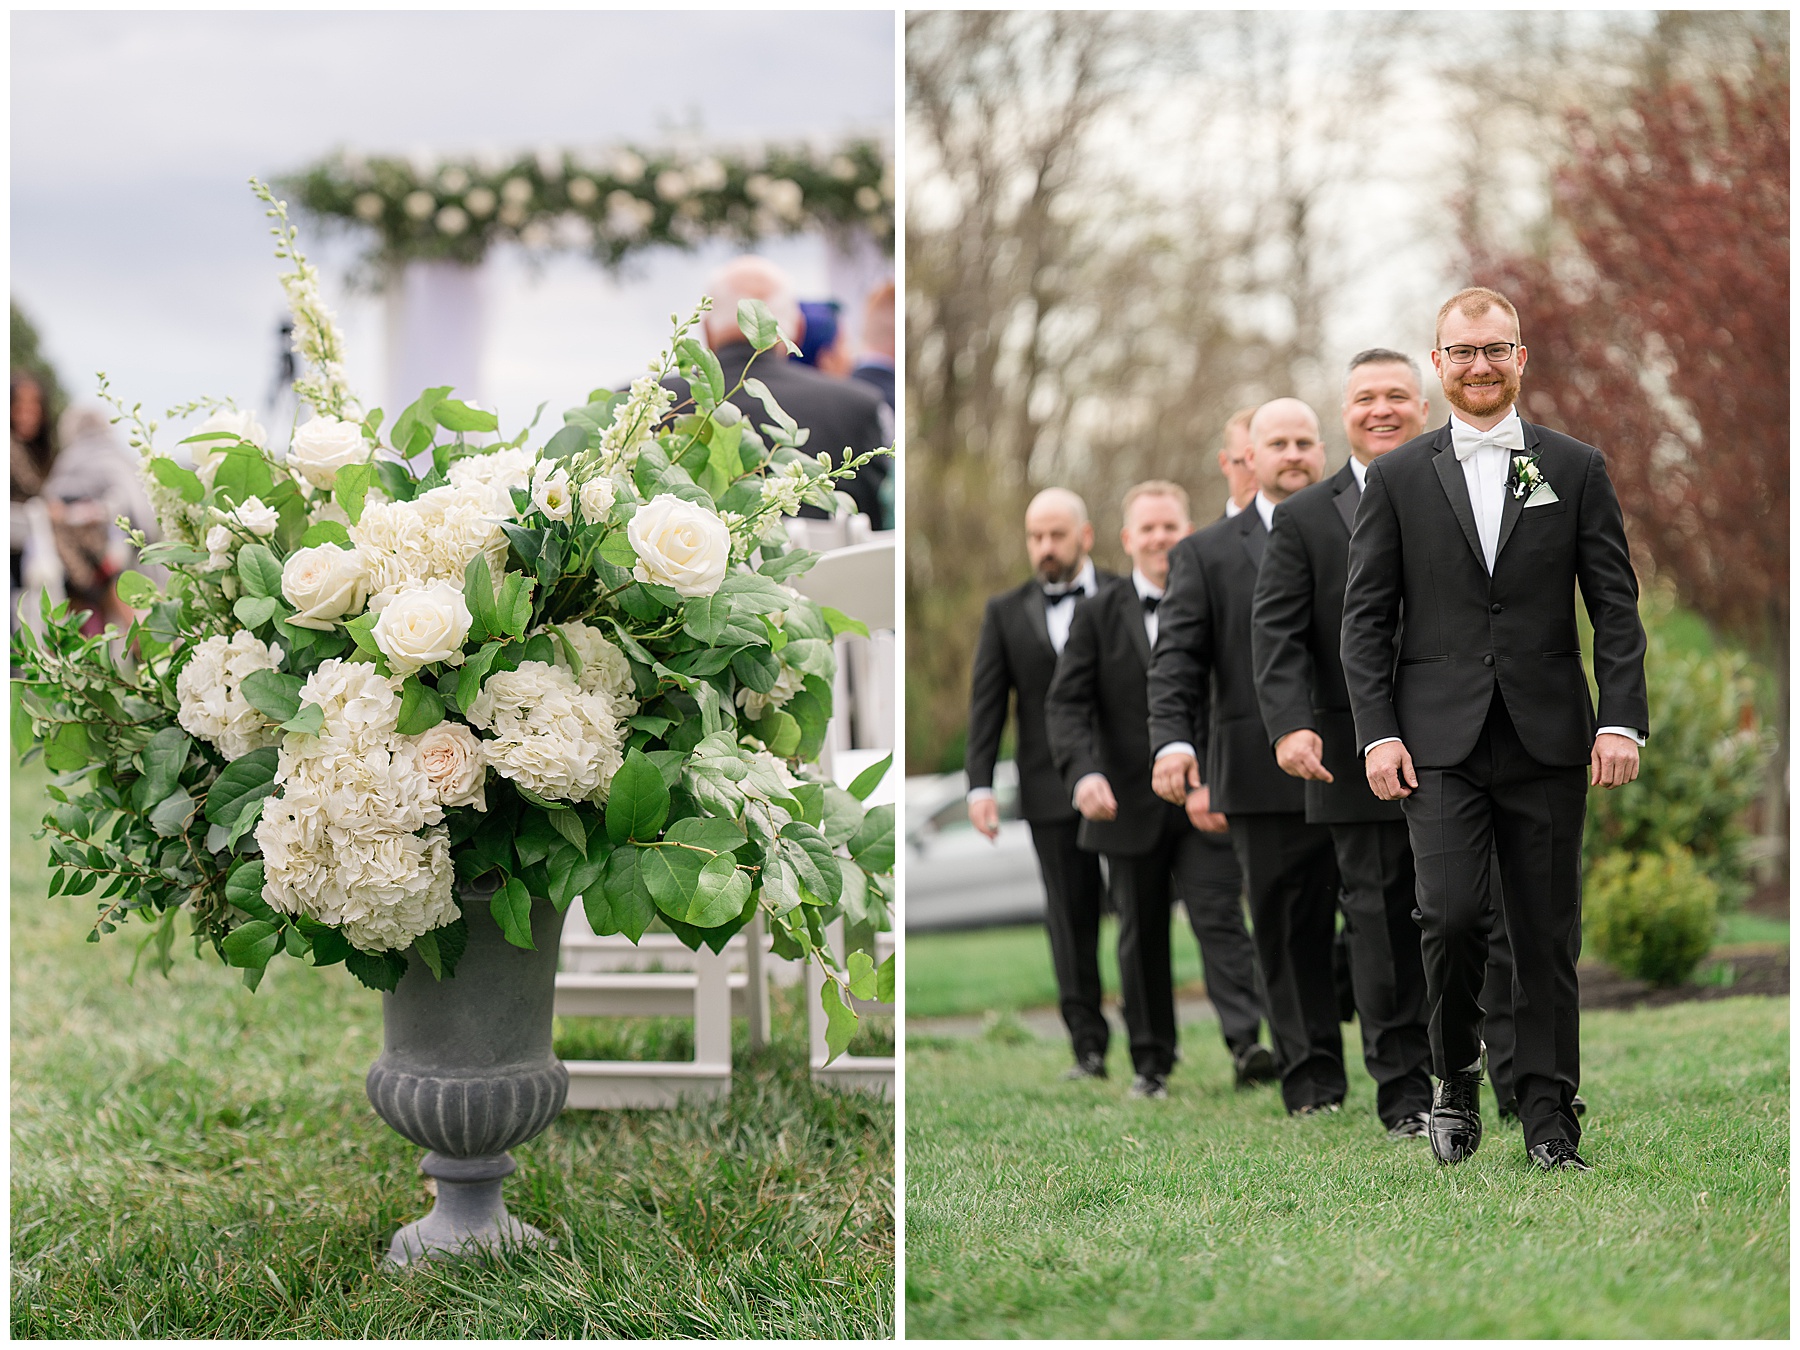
[11,370,57,615]
[967,489,1118,1080]
[850,281,895,411]
[40,405,160,636]
[797,300,854,378]
[665,255,888,523]
[1218,406,1258,518]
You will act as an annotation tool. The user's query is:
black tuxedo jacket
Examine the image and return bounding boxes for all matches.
[968,569,1121,824]
[1147,509,1303,815]
[663,342,889,521]
[1045,576,1188,855]
[1252,462,1403,825]
[1341,419,1649,768]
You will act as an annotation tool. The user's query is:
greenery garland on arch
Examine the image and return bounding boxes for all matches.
[280,140,893,278]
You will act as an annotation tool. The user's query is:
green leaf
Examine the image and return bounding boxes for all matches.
[463,552,500,643]
[391,385,453,460]
[598,530,638,568]
[846,949,879,1002]
[226,796,268,848]
[147,788,197,837]
[491,877,536,950]
[233,594,280,629]
[343,612,382,659]
[214,443,275,507]
[593,846,656,941]
[226,860,275,922]
[820,979,857,1063]
[543,423,589,461]
[280,703,324,736]
[822,606,872,639]
[298,919,351,968]
[204,747,281,826]
[496,571,534,639]
[755,710,802,759]
[737,298,782,352]
[139,726,191,805]
[820,785,865,848]
[42,721,91,773]
[664,815,747,855]
[239,669,304,723]
[237,544,284,600]
[757,548,818,582]
[677,337,726,404]
[549,841,608,913]
[223,920,282,970]
[781,824,844,905]
[300,520,353,549]
[334,462,373,525]
[743,378,800,442]
[150,456,205,504]
[548,807,589,856]
[116,570,158,608]
[850,804,895,875]
[344,948,407,992]
[846,752,893,803]
[394,678,446,735]
[876,953,895,1004]
[413,917,467,980]
[456,641,505,710]
[374,458,416,503]
[434,398,500,433]
[605,748,670,846]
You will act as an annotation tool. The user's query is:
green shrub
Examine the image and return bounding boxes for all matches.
[1585,844,1720,987]
[1583,591,1772,909]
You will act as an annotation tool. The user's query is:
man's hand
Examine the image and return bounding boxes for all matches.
[968,796,1001,840]
[1275,729,1334,783]
[1590,732,1641,789]
[1153,751,1199,805]
[1365,740,1418,801]
[1074,775,1118,821]
[1184,783,1228,833]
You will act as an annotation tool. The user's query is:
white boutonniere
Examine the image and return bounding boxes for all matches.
[1511,453,1546,502]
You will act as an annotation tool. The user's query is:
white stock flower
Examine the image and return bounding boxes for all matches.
[288,415,371,490]
[189,408,268,473]
[371,580,473,674]
[176,631,284,761]
[416,721,488,810]
[628,494,730,598]
[578,475,617,526]
[281,544,369,629]
[530,460,573,520]
[228,495,279,537]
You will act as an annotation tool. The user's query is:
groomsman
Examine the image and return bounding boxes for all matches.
[1342,287,1648,1171]
[967,489,1120,1078]
[1148,400,1347,1116]
[1218,408,1259,517]
[1249,350,1435,1137]
[1047,481,1275,1099]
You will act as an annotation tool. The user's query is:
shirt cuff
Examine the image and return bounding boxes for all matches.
[1154,742,1197,763]
[965,787,997,804]
[1072,772,1107,807]
[1596,726,1646,747]
[1363,736,1403,756]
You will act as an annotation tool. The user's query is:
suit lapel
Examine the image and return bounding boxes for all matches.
[1431,426,1487,571]
[1021,583,1054,657]
[1240,508,1267,570]
[1332,462,1360,536]
[1493,420,1535,564]
[1121,585,1152,668]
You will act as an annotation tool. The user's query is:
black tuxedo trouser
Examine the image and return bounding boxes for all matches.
[1404,690,1587,1150]
[1329,819,1433,1125]
[1028,819,1109,1062]
[1228,813,1345,1112]
[1107,820,1266,1077]
[1479,861,1518,1113]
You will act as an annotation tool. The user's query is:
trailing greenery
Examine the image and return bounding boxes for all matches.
[905,1000,1788,1338]
[11,752,892,1338]
[1586,843,1720,987]
[280,141,894,277]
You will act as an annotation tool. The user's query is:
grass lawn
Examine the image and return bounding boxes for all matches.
[12,753,892,1338]
[905,999,1788,1338]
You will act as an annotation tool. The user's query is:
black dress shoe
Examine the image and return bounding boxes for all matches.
[1231,1042,1279,1089]
[1063,1052,1107,1081]
[1428,1071,1483,1165]
[1290,1099,1342,1118]
[1386,1110,1430,1139]
[1528,1138,1592,1172]
[1128,1073,1169,1099]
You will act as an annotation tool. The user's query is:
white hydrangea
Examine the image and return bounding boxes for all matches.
[175,631,284,760]
[291,658,402,751]
[464,660,629,804]
[546,619,637,704]
[447,446,537,515]
[736,663,805,722]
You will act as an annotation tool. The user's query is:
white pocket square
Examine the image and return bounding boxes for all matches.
[1524,481,1560,508]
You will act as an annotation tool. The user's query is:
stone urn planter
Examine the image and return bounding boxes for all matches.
[365,879,569,1266]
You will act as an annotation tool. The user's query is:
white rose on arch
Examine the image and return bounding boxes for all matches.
[627,494,731,598]
[372,580,474,674]
[189,407,268,473]
[288,414,372,489]
[281,544,369,629]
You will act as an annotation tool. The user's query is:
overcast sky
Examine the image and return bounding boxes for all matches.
[13,10,894,440]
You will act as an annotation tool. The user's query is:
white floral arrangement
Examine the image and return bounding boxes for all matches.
[14,181,894,1048]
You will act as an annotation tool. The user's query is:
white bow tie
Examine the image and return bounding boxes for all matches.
[1453,422,1524,462]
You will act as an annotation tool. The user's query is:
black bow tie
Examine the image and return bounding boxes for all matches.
[1042,586,1079,605]
[1140,593,1161,614]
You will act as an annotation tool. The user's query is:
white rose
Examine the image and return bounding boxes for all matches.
[229,495,279,537]
[416,721,488,811]
[628,494,731,598]
[531,460,573,521]
[372,580,473,674]
[190,408,268,472]
[204,524,234,572]
[578,475,616,526]
[281,544,369,629]
[288,415,371,490]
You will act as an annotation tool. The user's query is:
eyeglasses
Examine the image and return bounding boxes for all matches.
[1440,342,1518,365]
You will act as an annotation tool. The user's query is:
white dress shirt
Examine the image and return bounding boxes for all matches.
[1253,490,1278,533]
[1224,497,1244,518]
[1349,455,1369,492]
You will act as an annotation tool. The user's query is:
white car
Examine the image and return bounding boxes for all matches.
[904,763,1049,932]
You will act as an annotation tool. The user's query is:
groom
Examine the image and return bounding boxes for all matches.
[1341,287,1648,1171]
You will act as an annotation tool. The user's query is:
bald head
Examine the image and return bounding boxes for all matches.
[1248,398,1326,503]
[1024,487,1093,585]
[703,255,803,350]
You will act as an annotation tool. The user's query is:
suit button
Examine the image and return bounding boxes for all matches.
[1490,603,1503,614]
[1483,654,1495,666]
